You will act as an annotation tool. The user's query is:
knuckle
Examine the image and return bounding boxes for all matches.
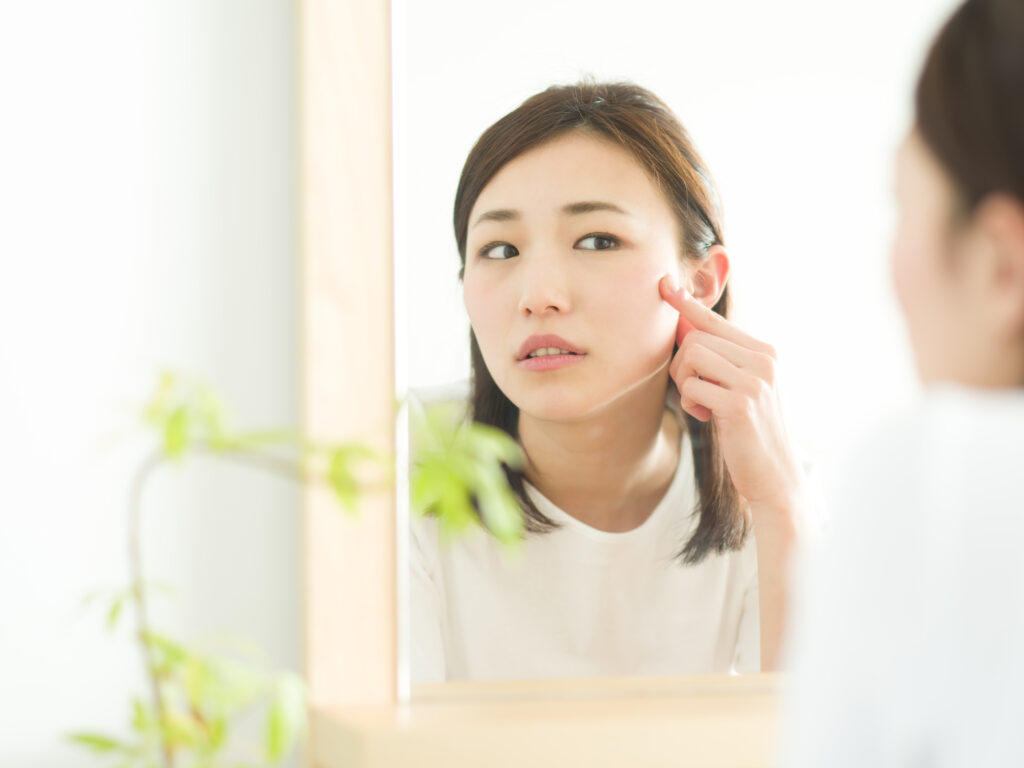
[682,344,701,367]
[726,395,749,421]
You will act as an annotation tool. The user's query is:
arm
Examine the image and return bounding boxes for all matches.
[659,275,806,670]
[749,500,801,670]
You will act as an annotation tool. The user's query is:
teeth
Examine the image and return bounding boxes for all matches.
[528,347,574,358]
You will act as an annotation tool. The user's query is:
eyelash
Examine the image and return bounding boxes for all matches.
[477,233,621,260]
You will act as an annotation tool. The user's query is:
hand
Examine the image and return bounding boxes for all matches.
[658,275,803,515]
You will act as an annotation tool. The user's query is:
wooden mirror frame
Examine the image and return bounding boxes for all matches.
[299,1,779,765]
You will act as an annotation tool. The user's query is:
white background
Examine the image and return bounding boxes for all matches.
[1,1,961,765]
[399,0,962,461]
[1,2,299,765]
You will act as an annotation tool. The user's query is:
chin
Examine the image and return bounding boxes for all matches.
[503,383,598,423]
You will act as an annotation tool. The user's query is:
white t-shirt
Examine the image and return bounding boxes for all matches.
[410,385,760,683]
[781,384,1024,767]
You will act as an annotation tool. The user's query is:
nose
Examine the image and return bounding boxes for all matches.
[517,254,573,317]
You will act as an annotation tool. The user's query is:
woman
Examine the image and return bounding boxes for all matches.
[412,81,806,682]
[782,0,1024,764]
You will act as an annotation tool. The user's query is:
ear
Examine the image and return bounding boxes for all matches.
[974,194,1024,336]
[687,245,731,308]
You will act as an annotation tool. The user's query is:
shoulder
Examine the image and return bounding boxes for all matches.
[827,386,1024,532]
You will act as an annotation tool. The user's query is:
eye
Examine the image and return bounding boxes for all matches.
[479,241,519,260]
[575,233,619,251]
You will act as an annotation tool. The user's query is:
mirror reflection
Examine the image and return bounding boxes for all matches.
[400,0,960,684]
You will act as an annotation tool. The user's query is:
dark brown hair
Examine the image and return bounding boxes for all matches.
[452,80,748,565]
[916,0,1024,209]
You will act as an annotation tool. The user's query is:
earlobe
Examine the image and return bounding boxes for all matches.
[688,245,731,308]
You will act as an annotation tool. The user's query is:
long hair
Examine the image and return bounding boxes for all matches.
[452,80,748,564]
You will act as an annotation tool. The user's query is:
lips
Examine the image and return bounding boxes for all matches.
[516,334,585,361]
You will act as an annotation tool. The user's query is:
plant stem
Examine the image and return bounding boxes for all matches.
[195,442,309,482]
[127,437,375,767]
[128,449,174,768]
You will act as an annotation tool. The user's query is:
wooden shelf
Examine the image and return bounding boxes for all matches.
[312,674,780,768]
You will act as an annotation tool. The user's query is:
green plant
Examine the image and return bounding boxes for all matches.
[409,400,525,546]
[71,372,525,768]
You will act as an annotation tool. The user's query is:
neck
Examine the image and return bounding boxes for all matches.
[928,339,1024,388]
[517,377,682,532]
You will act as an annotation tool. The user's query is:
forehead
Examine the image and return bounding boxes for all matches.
[468,131,671,223]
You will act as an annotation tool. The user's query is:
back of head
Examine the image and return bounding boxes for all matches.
[916,0,1024,208]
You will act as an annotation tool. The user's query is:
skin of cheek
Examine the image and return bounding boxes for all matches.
[462,258,681,420]
[892,203,964,382]
[892,133,986,383]
[589,259,680,389]
[893,223,942,380]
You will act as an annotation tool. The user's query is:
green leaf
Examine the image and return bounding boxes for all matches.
[207,716,227,751]
[202,656,267,714]
[143,371,178,426]
[160,710,202,749]
[184,656,209,708]
[264,676,306,763]
[107,595,125,631]
[130,698,152,734]
[164,406,190,458]
[467,424,525,468]
[141,631,190,677]
[476,483,525,547]
[327,450,360,515]
[195,384,227,443]
[409,403,525,546]
[436,476,478,539]
[67,732,127,753]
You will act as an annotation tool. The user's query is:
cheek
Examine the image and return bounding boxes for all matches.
[462,270,498,337]
[890,223,917,312]
[891,214,941,317]
[594,264,678,358]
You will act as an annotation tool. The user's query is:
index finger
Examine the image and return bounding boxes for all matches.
[658,275,770,352]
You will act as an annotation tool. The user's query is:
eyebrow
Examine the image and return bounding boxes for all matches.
[470,200,631,229]
[562,200,629,217]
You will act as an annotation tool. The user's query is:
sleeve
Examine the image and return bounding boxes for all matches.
[410,515,447,684]
[732,539,761,674]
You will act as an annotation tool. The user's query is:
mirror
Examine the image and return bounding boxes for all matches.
[395,0,961,685]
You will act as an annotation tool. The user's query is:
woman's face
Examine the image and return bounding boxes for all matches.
[462,131,684,422]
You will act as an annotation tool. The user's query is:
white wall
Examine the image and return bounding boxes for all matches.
[398,0,963,459]
[0,2,299,765]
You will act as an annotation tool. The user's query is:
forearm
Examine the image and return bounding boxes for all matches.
[751,502,802,671]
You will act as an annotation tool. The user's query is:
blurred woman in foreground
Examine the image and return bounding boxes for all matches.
[783,0,1024,764]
